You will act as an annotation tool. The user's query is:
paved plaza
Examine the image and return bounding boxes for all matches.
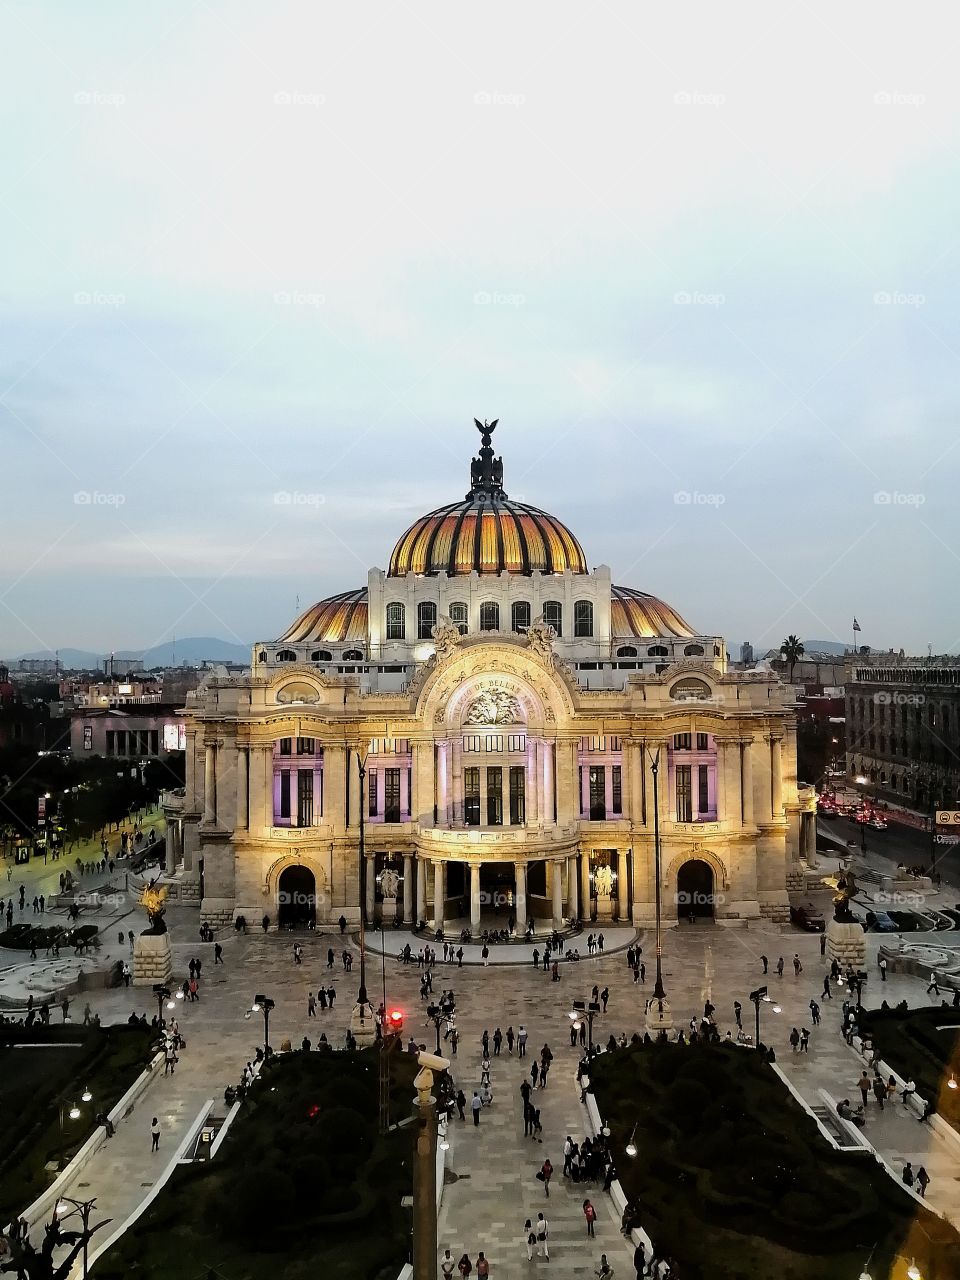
[5,855,960,1279]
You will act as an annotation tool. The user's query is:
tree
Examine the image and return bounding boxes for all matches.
[0,1209,111,1280]
[779,635,805,684]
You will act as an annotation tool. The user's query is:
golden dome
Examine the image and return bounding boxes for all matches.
[611,585,694,639]
[389,419,588,577]
[278,588,368,644]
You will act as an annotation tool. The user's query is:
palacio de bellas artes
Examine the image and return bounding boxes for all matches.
[171,420,814,937]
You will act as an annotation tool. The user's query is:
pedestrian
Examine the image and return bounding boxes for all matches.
[760,954,768,975]
[122,962,131,987]
[879,955,887,982]
[927,971,940,996]
[481,945,489,967]
[596,1253,613,1278]
[601,986,609,1012]
[518,1025,528,1058]
[536,1211,549,1258]
[476,1252,489,1278]
[810,999,821,1026]
[481,1028,490,1057]
[327,985,336,1008]
[734,1000,742,1030]
[189,958,196,980]
[800,1027,810,1052]
[506,1026,515,1054]
[793,953,802,975]
[822,975,832,999]
[214,942,223,964]
[150,1117,161,1151]
[61,997,69,1022]
[338,914,347,934]
[820,932,826,957]
[164,1042,177,1074]
[583,1198,597,1237]
[858,1072,871,1107]
[525,1220,536,1261]
[457,947,464,968]
[327,947,334,968]
[530,1060,539,1089]
[902,1161,914,1187]
[873,1075,886,1108]
[471,1091,482,1126]
[917,1165,930,1197]
[539,1156,553,1196]
[634,1241,647,1278]
[308,993,316,1017]
[457,1254,472,1277]
[189,978,199,1002]
[533,948,540,969]
[456,1089,466,1121]
[776,956,784,978]
[441,1248,456,1278]
[789,1027,800,1053]
[261,914,269,933]
[493,1027,502,1056]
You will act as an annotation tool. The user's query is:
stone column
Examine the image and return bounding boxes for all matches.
[556,738,578,826]
[417,856,427,923]
[526,741,540,824]
[580,851,591,919]
[450,738,462,827]
[629,740,643,826]
[770,736,784,818]
[470,862,481,934]
[542,742,554,824]
[714,739,728,822]
[365,852,376,923]
[203,744,216,825]
[741,738,755,826]
[433,860,446,929]
[551,860,563,928]
[617,848,629,920]
[403,853,414,924]
[164,823,178,874]
[236,747,249,831]
[514,860,527,929]
[325,745,346,834]
[567,853,579,920]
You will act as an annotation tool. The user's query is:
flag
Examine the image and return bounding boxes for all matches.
[852,618,861,632]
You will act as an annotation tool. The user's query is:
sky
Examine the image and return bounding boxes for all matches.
[1,1,958,659]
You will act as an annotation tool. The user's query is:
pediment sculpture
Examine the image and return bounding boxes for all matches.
[464,688,524,726]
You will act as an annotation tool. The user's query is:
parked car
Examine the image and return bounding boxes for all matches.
[790,903,826,932]
[869,817,888,831]
[865,909,898,932]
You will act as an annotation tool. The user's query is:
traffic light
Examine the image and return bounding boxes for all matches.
[388,1009,404,1035]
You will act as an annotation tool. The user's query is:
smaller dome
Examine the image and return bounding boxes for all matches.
[611,585,694,639]
[278,588,368,644]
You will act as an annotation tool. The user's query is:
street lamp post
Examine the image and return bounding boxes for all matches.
[412,1050,449,1280]
[55,1196,103,1280]
[645,746,673,1036]
[351,750,376,1046]
[570,1000,600,1057]
[749,987,766,1047]
[153,983,171,1028]
[252,994,274,1053]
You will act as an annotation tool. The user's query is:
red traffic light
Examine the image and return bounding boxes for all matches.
[389,1009,404,1030]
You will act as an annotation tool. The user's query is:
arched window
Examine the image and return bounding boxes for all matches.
[276,649,297,662]
[449,602,468,635]
[648,644,669,658]
[511,601,531,633]
[342,649,364,662]
[543,600,562,634]
[574,600,594,638]
[418,601,437,640]
[480,601,500,632]
[311,649,332,662]
[386,602,405,641]
[616,645,638,658]
[683,643,705,657]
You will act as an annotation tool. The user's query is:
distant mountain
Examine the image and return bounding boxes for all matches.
[15,637,251,669]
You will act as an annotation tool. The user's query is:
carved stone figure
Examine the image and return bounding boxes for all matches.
[380,868,400,899]
[431,615,463,660]
[140,879,168,935]
[594,865,614,896]
[464,689,524,726]
[526,617,557,661]
[833,870,858,923]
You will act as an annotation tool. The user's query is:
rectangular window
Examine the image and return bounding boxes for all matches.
[485,735,504,752]
[83,725,93,751]
[511,601,531,633]
[384,768,401,823]
[297,770,314,827]
[509,766,526,824]
[464,767,481,826]
[507,734,526,753]
[150,729,159,755]
[543,601,562,634]
[674,733,692,751]
[676,765,693,822]
[589,766,606,820]
[463,736,482,753]
[574,600,594,637]
[612,765,622,815]
[486,767,503,826]
[449,602,468,635]
[296,737,314,755]
[368,769,379,818]
[386,602,405,640]
[480,601,500,631]
[578,765,584,815]
[696,732,708,751]
[279,737,292,756]
[279,770,291,820]
[698,764,709,814]
[105,729,114,755]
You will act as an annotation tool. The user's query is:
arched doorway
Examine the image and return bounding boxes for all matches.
[676,859,715,920]
[278,864,316,928]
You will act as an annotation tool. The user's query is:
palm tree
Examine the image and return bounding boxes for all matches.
[780,635,805,683]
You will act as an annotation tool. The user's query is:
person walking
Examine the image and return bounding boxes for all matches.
[760,954,768,975]
[308,993,316,1017]
[539,1156,553,1196]
[475,1251,489,1277]
[917,1165,930,1197]
[493,1027,503,1056]
[506,1026,515,1055]
[872,1074,886,1108]
[634,1240,647,1278]
[820,932,827,957]
[789,1027,800,1053]
[902,1161,915,1188]
[150,1117,160,1152]
[530,1060,539,1090]
[858,1071,871,1108]
[799,1027,810,1053]
[536,1212,549,1259]
[214,942,223,964]
[596,1253,613,1278]
[471,1091,482,1126]
[60,997,70,1022]
[481,1028,490,1057]
[810,999,821,1026]
[583,1198,597,1237]
[524,1220,537,1261]
[457,1254,472,1277]
[927,971,941,996]
[776,956,784,978]
[821,975,832,999]
[456,1089,467,1121]
[734,1000,742,1030]
[441,1248,456,1278]
[879,955,887,982]
[518,1025,528,1058]
[793,953,802,975]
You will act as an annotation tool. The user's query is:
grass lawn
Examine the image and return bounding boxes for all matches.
[860,1003,960,1127]
[0,1024,156,1223]
[90,1045,419,1280]
[590,1039,960,1280]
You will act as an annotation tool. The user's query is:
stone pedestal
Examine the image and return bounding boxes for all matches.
[645,994,674,1037]
[826,919,866,969]
[349,1000,378,1047]
[133,932,173,987]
